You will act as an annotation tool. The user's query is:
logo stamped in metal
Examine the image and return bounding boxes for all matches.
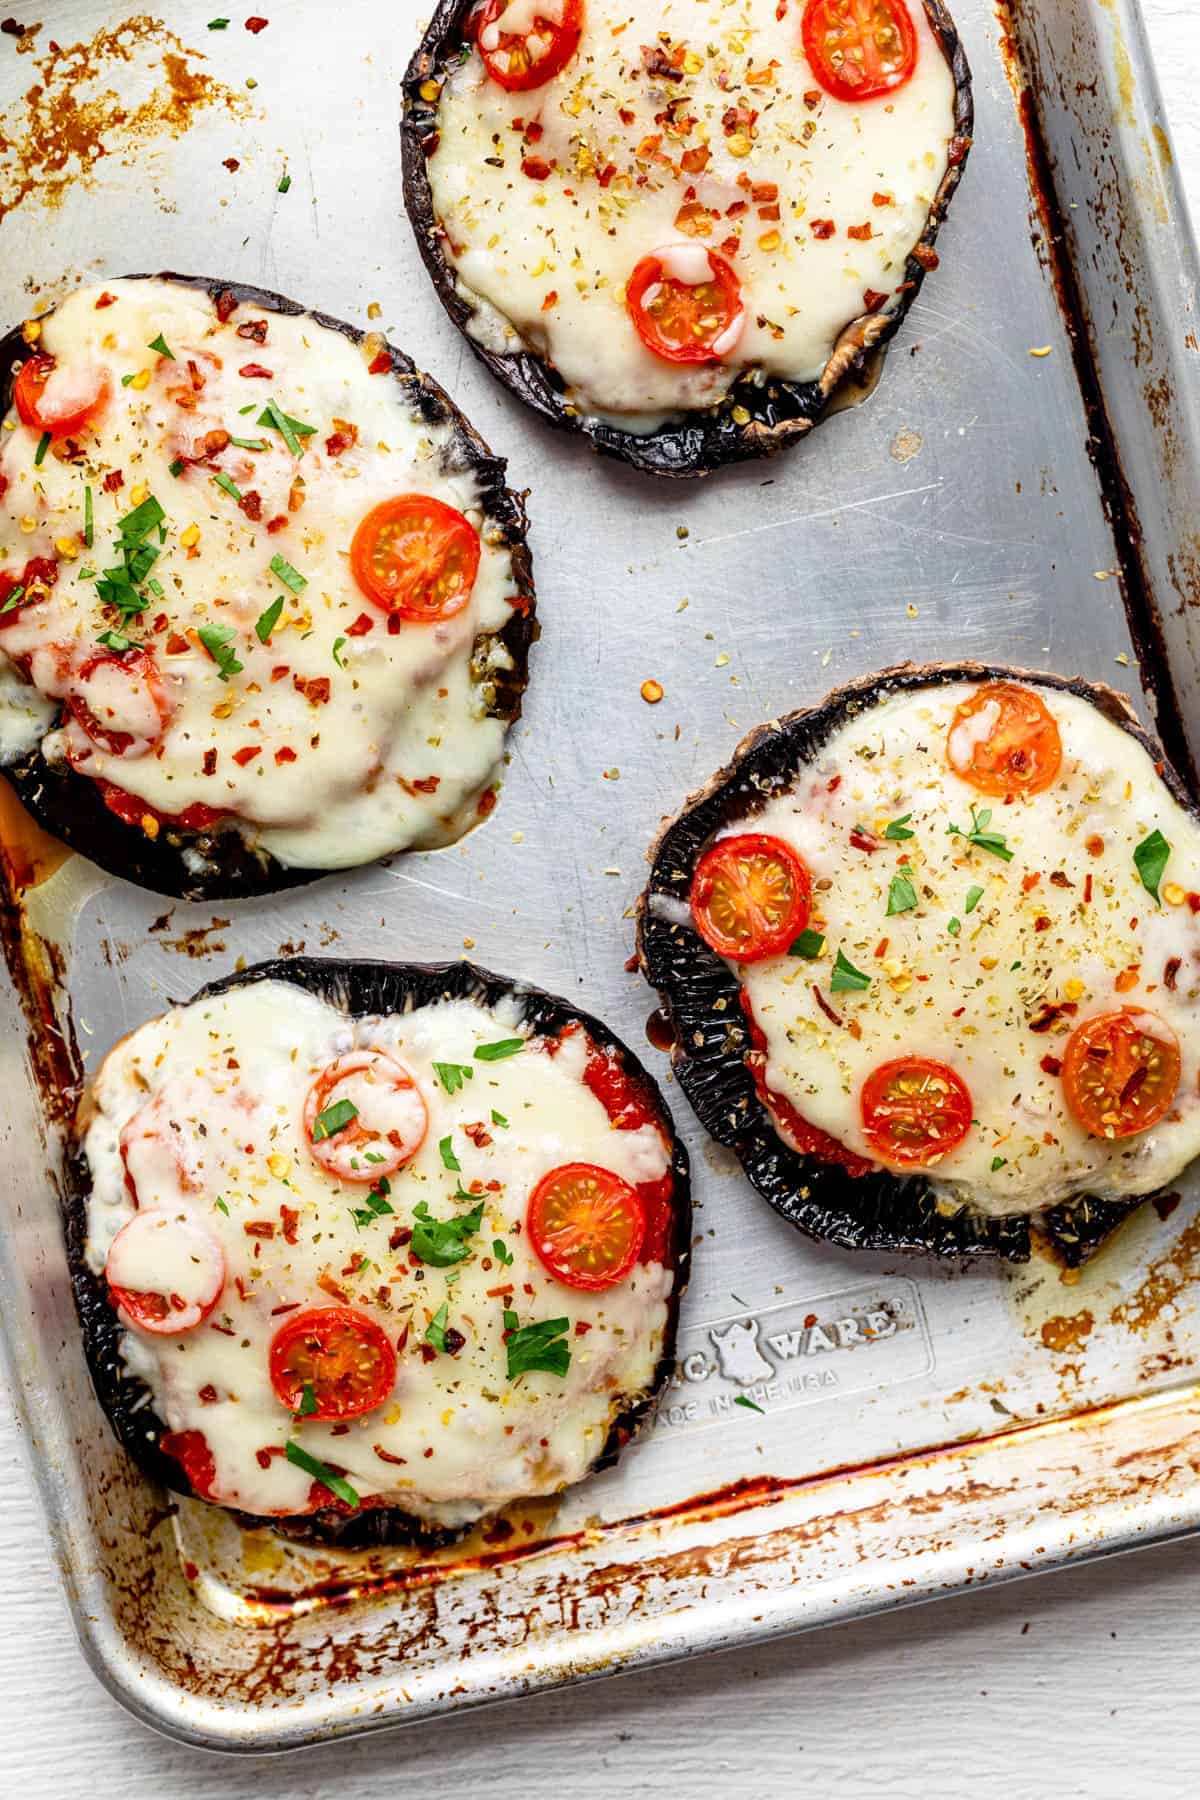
[656,1278,932,1434]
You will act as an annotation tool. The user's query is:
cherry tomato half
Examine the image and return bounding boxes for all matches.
[67,649,172,758]
[691,832,812,962]
[527,1162,644,1291]
[474,0,583,90]
[801,0,918,103]
[105,1209,226,1335]
[350,495,480,623]
[269,1306,398,1420]
[1061,1008,1181,1140]
[626,248,745,365]
[860,1056,973,1167]
[304,1049,428,1183]
[93,778,227,834]
[946,683,1063,798]
[14,353,110,437]
[160,1429,219,1501]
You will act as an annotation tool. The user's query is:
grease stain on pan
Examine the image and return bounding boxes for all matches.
[0,15,250,227]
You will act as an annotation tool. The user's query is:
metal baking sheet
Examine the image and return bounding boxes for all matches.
[0,0,1198,1752]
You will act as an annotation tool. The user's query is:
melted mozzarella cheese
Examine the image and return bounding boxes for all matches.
[724,683,1200,1216]
[428,0,958,427]
[83,980,673,1526]
[0,280,526,870]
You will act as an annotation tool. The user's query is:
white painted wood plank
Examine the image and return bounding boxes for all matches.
[0,3,1197,1793]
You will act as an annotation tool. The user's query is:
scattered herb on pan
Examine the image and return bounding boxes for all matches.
[491,1109,509,1128]
[311,1097,358,1140]
[830,949,871,993]
[886,864,918,916]
[788,928,825,958]
[278,170,292,193]
[207,16,230,27]
[1134,828,1170,904]
[254,595,284,644]
[475,1038,525,1062]
[270,551,306,593]
[198,621,243,681]
[412,1198,484,1267]
[884,813,914,842]
[502,1310,570,1380]
[284,1440,359,1509]
[947,805,1013,862]
[733,1395,764,1414]
[433,1060,473,1096]
[438,1134,460,1172]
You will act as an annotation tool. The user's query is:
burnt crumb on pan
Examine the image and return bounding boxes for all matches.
[65,955,691,1549]
[400,0,972,479]
[0,272,538,903]
[637,660,1184,1266]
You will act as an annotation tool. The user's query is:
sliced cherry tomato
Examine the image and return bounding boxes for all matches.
[160,1429,219,1501]
[474,0,583,90]
[67,649,172,758]
[269,1306,398,1420]
[350,495,480,623]
[0,555,58,627]
[626,247,745,365]
[579,1038,674,1262]
[1061,1008,1181,1139]
[860,1056,973,1167]
[801,0,918,103]
[527,1162,644,1291]
[947,683,1063,797]
[304,1049,428,1183]
[14,352,110,437]
[105,1209,226,1334]
[92,778,226,833]
[691,832,812,962]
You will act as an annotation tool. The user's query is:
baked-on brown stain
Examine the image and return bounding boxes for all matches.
[1039,1309,1095,1353]
[0,16,248,227]
[1112,1215,1200,1334]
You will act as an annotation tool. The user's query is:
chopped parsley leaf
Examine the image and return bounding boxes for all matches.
[311,1097,358,1141]
[412,1198,484,1267]
[947,804,1013,863]
[491,1109,509,1128]
[788,927,825,959]
[350,1178,394,1228]
[493,1237,514,1267]
[297,1382,318,1417]
[278,170,292,194]
[228,435,268,452]
[947,916,961,936]
[168,457,185,478]
[475,1038,525,1062]
[438,1134,460,1172]
[332,635,348,669]
[965,884,985,914]
[120,373,136,387]
[148,577,164,597]
[33,431,50,467]
[213,470,242,501]
[990,1155,1007,1172]
[503,1310,570,1380]
[208,17,230,27]
[270,551,306,593]
[198,621,243,682]
[884,813,915,842]
[118,495,166,543]
[284,1440,359,1509]
[425,1302,450,1352]
[830,949,871,993]
[84,484,93,548]
[214,1196,229,1216]
[148,333,174,360]
[258,399,316,455]
[254,595,284,644]
[1134,828,1170,904]
[733,1395,765,1414]
[91,495,166,621]
[886,864,918,916]
[433,1060,473,1096]
[0,587,25,615]
[96,629,135,652]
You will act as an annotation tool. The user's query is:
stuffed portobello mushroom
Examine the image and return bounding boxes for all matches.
[69,956,690,1548]
[639,665,1200,1264]
[0,276,536,901]
[402,0,972,477]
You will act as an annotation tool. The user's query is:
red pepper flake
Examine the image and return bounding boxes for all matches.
[411,775,440,794]
[368,350,391,375]
[574,1320,593,1336]
[522,154,552,180]
[911,243,940,271]
[198,1383,219,1404]
[202,748,218,776]
[847,222,874,241]
[1164,957,1181,991]
[236,318,268,344]
[274,746,297,765]
[373,1444,407,1465]
[1040,1053,1063,1076]
[812,985,843,1028]
[1034,915,1051,932]
[245,15,269,31]
[280,1204,299,1243]
[680,146,709,175]
[873,937,889,959]
[238,489,263,522]
[477,787,498,817]
[270,663,290,681]
[863,289,888,313]
[1022,871,1041,892]
[324,418,359,458]
[238,362,272,379]
[541,290,558,311]
[103,468,124,492]
[872,191,894,207]
[318,1272,349,1302]
[215,290,238,323]
[166,632,190,655]
[265,514,288,533]
[1084,873,1094,904]
[244,1219,274,1238]
[809,218,835,238]
[270,1301,301,1316]
[293,674,331,705]
[94,289,118,308]
[1188,892,1200,913]
[223,157,240,172]
[346,612,374,637]
[233,745,261,766]
[849,827,879,853]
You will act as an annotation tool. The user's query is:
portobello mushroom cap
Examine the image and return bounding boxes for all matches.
[401,0,973,479]
[637,663,1188,1265]
[0,274,537,902]
[66,955,691,1548]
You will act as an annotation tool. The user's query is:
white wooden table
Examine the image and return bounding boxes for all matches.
[2,5,1198,1793]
